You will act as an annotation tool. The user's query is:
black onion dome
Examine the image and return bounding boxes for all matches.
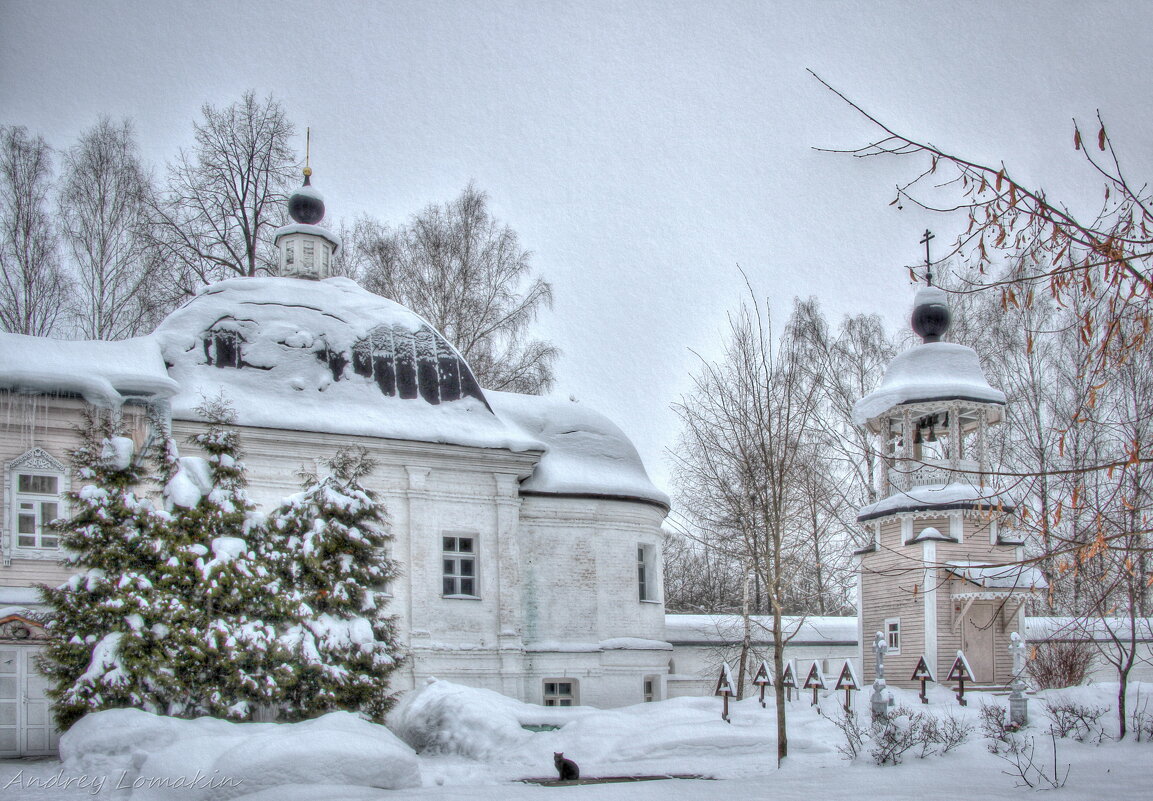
[288,175,326,225]
[911,285,952,343]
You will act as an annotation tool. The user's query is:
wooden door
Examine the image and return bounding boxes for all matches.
[961,602,997,684]
[0,646,58,757]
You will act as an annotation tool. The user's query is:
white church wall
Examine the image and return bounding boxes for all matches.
[516,496,667,647]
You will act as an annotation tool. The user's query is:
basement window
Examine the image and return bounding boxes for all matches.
[543,680,578,707]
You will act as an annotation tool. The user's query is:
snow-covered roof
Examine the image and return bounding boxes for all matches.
[857,481,1013,521]
[0,332,178,406]
[153,277,541,452]
[944,561,1047,591]
[664,614,859,645]
[0,276,667,509]
[853,341,1006,426]
[272,222,342,249]
[488,390,670,508]
[1025,616,1153,642]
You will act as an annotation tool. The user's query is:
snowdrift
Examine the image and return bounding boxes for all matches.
[388,678,779,773]
[59,708,420,799]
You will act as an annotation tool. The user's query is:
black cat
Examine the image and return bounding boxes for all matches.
[554,751,580,781]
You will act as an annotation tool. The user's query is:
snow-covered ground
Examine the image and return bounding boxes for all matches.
[2,680,1149,800]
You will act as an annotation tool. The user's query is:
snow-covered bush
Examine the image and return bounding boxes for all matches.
[978,701,1023,755]
[40,401,299,726]
[41,402,406,728]
[265,446,403,721]
[389,678,591,760]
[38,408,177,727]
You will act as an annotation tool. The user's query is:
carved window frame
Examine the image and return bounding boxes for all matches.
[5,448,69,564]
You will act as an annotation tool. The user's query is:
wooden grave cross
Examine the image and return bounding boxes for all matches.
[751,660,772,709]
[946,650,975,706]
[910,656,936,704]
[779,660,797,702]
[834,659,861,714]
[715,661,737,723]
[803,661,828,709]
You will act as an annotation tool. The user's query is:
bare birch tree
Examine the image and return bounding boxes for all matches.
[355,184,559,394]
[150,91,296,291]
[671,293,823,763]
[0,126,69,336]
[58,118,174,339]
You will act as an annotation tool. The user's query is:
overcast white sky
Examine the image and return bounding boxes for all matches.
[3,0,1151,497]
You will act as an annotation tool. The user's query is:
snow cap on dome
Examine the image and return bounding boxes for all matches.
[853,282,1004,426]
[853,341,1005,425]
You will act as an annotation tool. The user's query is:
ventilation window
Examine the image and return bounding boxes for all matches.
[351,324,488,406]
[205,329,244,368]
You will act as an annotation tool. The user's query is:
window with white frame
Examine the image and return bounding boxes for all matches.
[543,680,578,706]
[637,543,657,601]
[442,535,477,598]
[285,241,295,265]
[644,675,660,702]
[12,469,64,551]
[302,239,315,268]
[885,617,901,654]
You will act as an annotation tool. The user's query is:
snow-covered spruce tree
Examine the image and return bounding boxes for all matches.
[154,398,296,719]
[266,446,403,721]
[38,408,172,729]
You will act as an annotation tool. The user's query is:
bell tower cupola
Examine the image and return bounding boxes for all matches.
[274,129,341,280]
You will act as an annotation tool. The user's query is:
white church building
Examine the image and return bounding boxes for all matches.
[0,173,673,756]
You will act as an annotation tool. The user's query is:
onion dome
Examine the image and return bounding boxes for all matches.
[911,285,952,343]
[288,169,326,225]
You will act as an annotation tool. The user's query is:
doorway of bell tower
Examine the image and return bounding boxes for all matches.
[960,602,998,684]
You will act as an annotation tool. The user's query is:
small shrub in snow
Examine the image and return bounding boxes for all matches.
[1129,690,1153,742]
[996,730,1070,790]
[831,709,867,761]
[1023,640,1093,691]
[917,708,973,757]
[1044,697,1110,744]
[832,705,971,766]
[980,701,1070,789]
[1026,640,1095,689]
[868,705,925,766]
[979,702,1023,755]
